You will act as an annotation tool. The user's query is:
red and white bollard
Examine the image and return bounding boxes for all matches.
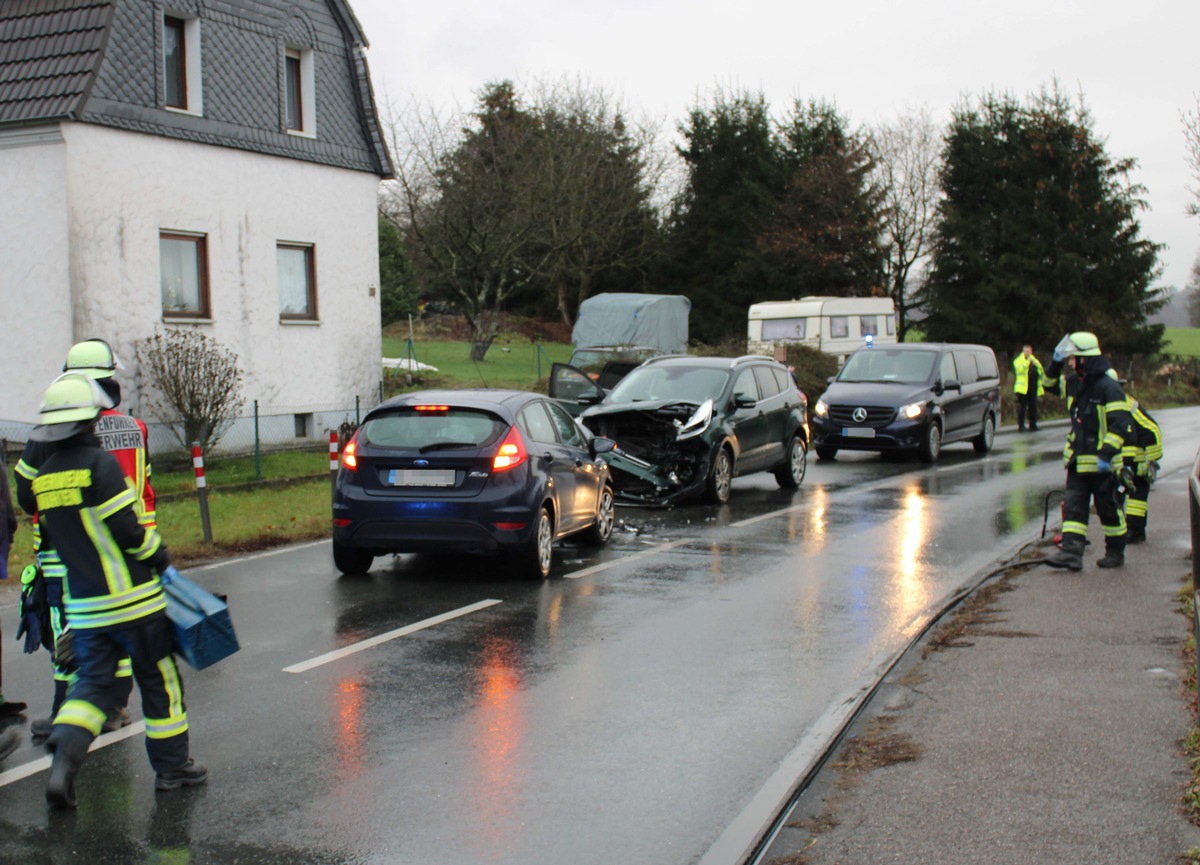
[191,441,213,544]
[329,432,340,498]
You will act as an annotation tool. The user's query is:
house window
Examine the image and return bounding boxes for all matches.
[160,232,210,318]
[284,47,315,135]
[163,14,202,114]
[278,243,317,320]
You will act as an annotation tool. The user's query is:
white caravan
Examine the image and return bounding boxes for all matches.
[747,296,897,360]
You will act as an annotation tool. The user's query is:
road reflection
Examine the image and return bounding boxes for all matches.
[469,634,526,860]
[892,484,931,625]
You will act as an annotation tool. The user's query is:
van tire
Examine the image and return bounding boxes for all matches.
[917,421,942,463]
[972,414,995,454]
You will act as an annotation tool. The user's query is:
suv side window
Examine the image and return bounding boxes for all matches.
[771,366,794,392]
[544,401,585,448]
[520,402,558,445]
[939,352,958,385]
[953,351,979,385]
[732,368,759,403]
[753,365,781,399]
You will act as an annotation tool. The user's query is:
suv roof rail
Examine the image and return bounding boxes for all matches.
[733,354,778,365]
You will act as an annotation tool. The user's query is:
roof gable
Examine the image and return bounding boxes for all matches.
[0,0,114,126]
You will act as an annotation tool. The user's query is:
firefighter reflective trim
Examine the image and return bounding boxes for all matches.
[145,656,188,739]
[1102,431,1125,451]
[15,457,38,481]
[126,526,163,562]
[116,657,132,679]
[40,557,67,579]
[64,592,167,628]
[81,507,134,595]
[1062,520,1088,537]
[31,469,92,510]
[1103,400,1127,414]
[96,484,137,520]
[1103,513,1127,537]
[54,699,105,735]
[1126,498,1148,518]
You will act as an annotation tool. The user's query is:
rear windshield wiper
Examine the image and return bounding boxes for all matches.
[418,441,480,453]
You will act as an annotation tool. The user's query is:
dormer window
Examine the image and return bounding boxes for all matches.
[283,46,315,135]
[163,13,202,114]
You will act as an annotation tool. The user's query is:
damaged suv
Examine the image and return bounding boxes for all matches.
[550,356,809,506]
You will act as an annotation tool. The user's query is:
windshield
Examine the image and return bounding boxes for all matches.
[606,365,730,404]
[838,349,938,385]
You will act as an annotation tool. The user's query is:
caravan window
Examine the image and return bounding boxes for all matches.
[829,316,849,339]
[762,318,806,340]
[860,315,878,337]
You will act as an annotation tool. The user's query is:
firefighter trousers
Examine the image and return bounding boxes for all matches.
[1125,475,1151,534]
[54,615,189,772]
[1062,468,1126,552]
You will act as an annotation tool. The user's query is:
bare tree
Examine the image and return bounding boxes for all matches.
[1185,94,1200,218]
[136,328,244,451]
[870,106,942,340]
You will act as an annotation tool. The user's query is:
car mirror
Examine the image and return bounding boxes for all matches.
[944,379,962,392]
[590,436,617,456]
[826,376,836,384]
[733,395,757,409]
[577,393,602,405]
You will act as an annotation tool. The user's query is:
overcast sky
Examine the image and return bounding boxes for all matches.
[350,0,1200,294]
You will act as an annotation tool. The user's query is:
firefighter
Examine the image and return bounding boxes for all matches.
[1012,344,1045,431]
[1044,332,1133,571]
[24,374,206,808]
[1120,398,1163,544]
[15,339,148,737]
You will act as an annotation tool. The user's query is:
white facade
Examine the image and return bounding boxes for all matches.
[1,121,381,432]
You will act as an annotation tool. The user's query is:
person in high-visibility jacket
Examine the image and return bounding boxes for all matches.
[25,374,206,808]
[1012,344,1045,431]
[1044,332,1133,571]
[1120,399,1163,544]
[15,339,149,737]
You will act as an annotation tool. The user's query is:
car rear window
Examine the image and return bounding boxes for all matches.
[839,349,937,385]
[360,407,507,451]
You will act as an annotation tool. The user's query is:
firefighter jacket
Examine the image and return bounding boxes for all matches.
[29,434,169,630]
[1120,400,1163,476]
[16,409,156,572]
[1062,357,1133,474]
[1012,354,1045,396]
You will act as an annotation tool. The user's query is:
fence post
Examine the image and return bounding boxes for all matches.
[192,441,213,544]
[356,395,362,425]
[329,431,340,500]
[253,399,262,481]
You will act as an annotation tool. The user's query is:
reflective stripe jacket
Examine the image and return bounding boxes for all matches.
[1012,354,1045,396]
[1120,401,1163,475]
[1062,358,1133,473]
[29,435,169,629]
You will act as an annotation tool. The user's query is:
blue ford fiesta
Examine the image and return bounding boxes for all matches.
[332,389,616,579]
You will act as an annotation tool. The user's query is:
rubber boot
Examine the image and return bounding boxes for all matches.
[45,725,91,809]
[1097,544,1125,569]
[1125,516,1147,544]
[1046,535,1084,570]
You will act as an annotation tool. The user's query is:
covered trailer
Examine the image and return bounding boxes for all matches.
[571,293,690,354]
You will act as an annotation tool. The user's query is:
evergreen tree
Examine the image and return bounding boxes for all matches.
[923,87,1164,354]
[378,212,418,327]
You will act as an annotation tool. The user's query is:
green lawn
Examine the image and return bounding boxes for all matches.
[382,337,574,391]
[1164,328,1200,358]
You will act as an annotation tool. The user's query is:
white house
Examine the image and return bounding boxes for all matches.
[0,0,393,444]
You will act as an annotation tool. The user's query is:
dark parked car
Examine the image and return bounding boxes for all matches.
[332,389,616,578]
[810,343,1001,463]
[549,355,809,506]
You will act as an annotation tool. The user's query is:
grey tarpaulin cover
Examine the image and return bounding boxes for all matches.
[570,293,690,354]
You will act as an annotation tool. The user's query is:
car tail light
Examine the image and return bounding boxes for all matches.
[342,435,359,470]
[333,518,352,527]
[492,425,527,472]
[492,521,527,531]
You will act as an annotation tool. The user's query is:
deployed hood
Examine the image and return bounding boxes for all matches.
[583,396,702,420]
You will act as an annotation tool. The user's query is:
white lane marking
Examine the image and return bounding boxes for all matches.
[564,539,692,580]
[730,503,806,529]
[191,540,327,572]
[283,599,502,674]
[0,722,146,788]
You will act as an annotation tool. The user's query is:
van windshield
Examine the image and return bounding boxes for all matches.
[838,349,938,385]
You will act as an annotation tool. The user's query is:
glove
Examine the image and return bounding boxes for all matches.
[53,626,75,669]
[16,564,47,654]
[1119,465,1136,489]
[1095,457,1111,473]
[159,565,180,586]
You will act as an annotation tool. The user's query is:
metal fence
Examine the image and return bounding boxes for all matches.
[0,396,380,463]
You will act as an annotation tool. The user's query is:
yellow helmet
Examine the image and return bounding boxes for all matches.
[29,373,114,442]
[63,338,123,380]
[1054,331,1102,359]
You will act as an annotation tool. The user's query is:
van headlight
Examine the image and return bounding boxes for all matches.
[814,400,829,418]
[677,399,714,440]
[899,402,924,420]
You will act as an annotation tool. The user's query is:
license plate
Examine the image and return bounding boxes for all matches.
[843,427,876,438]
[389,469,456,487]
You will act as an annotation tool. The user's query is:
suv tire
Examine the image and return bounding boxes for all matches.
[917,421,942,463]
[972,414,995,454]
[775,434,807,489]
[333,539,373,575]
[703,447,733,504]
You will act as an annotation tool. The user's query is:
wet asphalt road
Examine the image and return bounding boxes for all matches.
[3,407,1199,865]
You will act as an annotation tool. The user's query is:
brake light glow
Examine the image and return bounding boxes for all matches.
[492,522,527,531]
[492,426,528,472]
[342,436,359,470]
[414,405,450,413]
[333,518,352,527]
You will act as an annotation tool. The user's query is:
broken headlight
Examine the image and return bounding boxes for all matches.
[675,399,714,441]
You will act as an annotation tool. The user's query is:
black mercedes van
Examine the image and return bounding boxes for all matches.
[810,343,1001,463]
